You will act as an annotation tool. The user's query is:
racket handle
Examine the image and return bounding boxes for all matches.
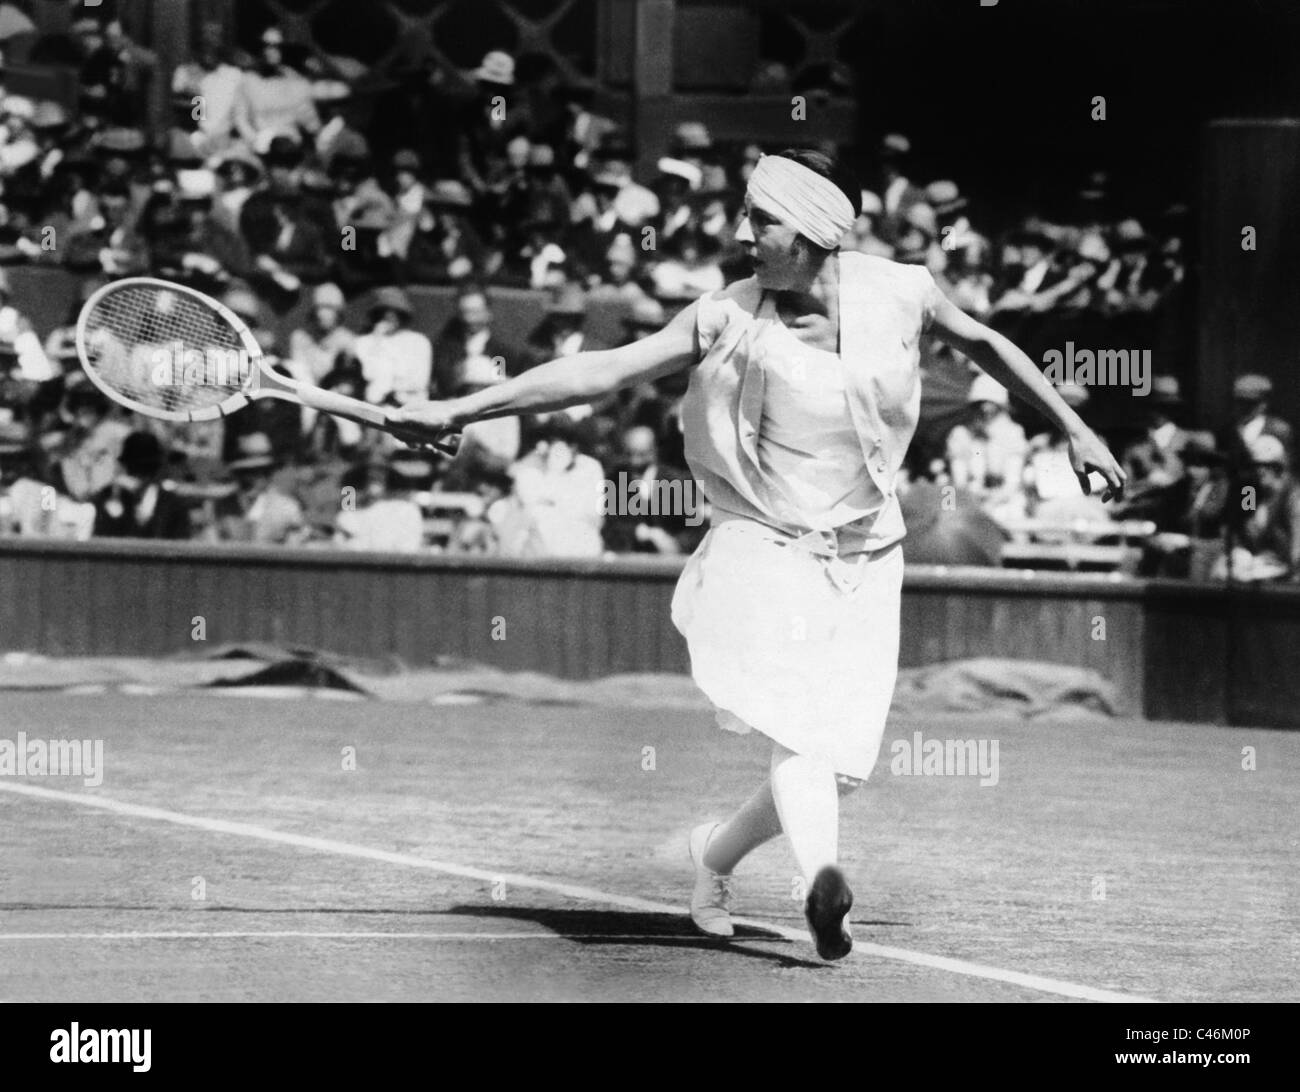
[293,384,460,456]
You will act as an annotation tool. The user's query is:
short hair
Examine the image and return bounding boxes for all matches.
[773,148,863,220]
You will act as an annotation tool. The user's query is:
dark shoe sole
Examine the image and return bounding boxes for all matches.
[805,865,854,961]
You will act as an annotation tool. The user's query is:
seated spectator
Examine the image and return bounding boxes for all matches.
[525,283,607,367]
[306,358,369,460]
[91,431,191,539]
[587,232,646,304]
[209,145,264,236]
[218,287,302,461]
[170,21,243,157]
[945,373,1028,523]
[63,178,150,275]
[601,425,702,555]
[498,421,605,558]
[78,18,156,128]
[289,282,355,383]
[445,467,515,555]
[331,141,396,290]
[433,283,522,397]
[844,189,893,260]
[403,180,486,285]
[232,27,319,150]
[457,51,534,198]
[54,381,131,502]
[1023,382,1109,524]
[521,143,572,230]
[649,230,724,301]
[335,452,429,553]
[150,167,251,293]
[1224,373,1293,468]
[1117,376,1190,527]
[1215,434,1300,582]
[378,149,426,264]
[351,286,432,407]
[1177,431,1229,541]
[208,431,305,545]
[0,268,55,384]
[0,429,95,540]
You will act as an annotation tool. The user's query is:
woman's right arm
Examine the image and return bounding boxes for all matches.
[392,300,700,438]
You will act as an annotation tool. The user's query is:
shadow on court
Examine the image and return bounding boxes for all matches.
[444,904,829,969]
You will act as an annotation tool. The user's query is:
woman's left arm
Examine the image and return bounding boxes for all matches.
[927,292,1127,501]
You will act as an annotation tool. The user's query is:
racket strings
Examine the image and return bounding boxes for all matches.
[81,284,252,414]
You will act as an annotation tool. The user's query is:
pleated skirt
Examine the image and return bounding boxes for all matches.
[670,518,904,782]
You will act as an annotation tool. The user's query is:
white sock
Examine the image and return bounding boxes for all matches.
[769,743,840,883]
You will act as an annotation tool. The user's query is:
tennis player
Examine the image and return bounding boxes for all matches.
[393,149,1126,960]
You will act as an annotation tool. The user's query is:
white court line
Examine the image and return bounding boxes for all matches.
[0,780,1155,1003]
[0,931,719,942]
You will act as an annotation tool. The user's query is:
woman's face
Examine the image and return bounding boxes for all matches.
[735,196,807,290]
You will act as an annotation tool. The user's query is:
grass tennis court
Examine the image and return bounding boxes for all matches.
[1,689,1294,1002]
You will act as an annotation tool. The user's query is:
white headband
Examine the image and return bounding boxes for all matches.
[746,154,855,249]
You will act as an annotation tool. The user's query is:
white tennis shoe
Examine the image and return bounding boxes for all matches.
[688,821,735,938]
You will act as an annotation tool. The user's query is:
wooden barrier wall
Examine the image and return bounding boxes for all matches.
[3,538,1298,726]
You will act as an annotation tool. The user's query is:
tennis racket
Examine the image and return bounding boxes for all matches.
[74,277,461,455]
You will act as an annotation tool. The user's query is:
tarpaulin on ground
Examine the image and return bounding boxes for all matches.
[0,646,1118,720]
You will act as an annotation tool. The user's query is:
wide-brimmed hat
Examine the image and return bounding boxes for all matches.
[472,50,515,86]
[312,282,345,311]
[673,121,712,151]
[30,100,69,131]
[392,148,421,173]
[1149,375,1183,406]
[925,179,967,218]
[425,179,473,208]
[93,127,147,155]
[1233,373,1272,401]
[369,285,413,318]
[227,432,276,472]
[656,156,701,190]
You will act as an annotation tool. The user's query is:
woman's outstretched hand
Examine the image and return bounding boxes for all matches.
[1068,426,1127,502]
[387,400,462,452]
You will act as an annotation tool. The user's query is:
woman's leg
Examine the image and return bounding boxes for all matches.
[701,778,784,874]
[704,745,863,875]
[768,741,842,881]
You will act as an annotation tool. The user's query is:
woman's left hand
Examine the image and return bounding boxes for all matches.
[1068,427,1127,501]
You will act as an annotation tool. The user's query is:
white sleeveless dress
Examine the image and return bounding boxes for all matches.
[671,300,905,783]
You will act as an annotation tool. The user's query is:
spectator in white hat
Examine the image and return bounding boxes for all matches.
[351,286,432,407]
[945,372,1028,520]
[289,282,356,384]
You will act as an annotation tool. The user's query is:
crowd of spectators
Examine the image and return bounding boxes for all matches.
[0,15,1293,579]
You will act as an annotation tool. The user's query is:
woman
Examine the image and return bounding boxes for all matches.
[392,149,1126,960]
